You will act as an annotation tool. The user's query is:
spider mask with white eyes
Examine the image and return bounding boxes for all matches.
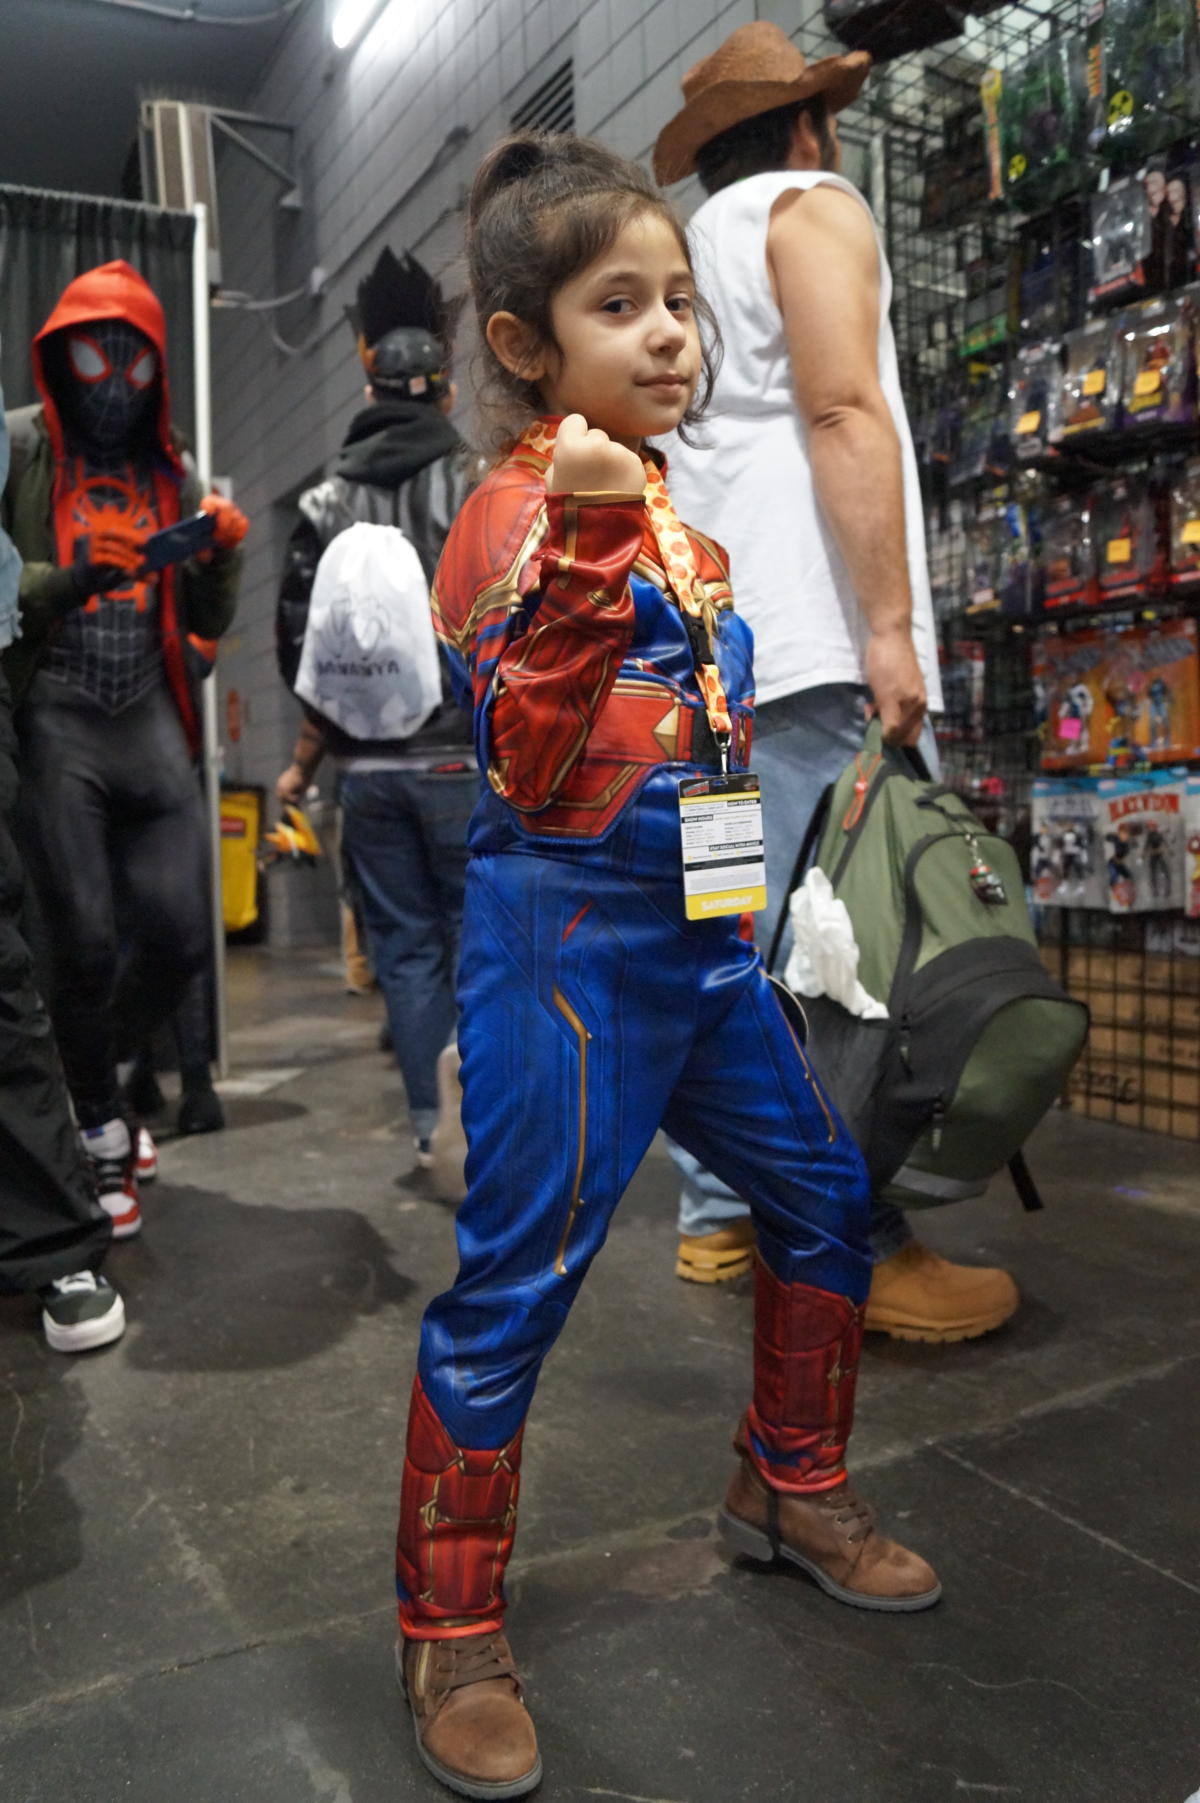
[48,320,160,451]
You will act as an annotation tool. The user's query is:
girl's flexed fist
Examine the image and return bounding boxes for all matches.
[547,413,645,497]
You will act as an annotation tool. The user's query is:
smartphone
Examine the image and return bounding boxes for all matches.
[139,511,216,573]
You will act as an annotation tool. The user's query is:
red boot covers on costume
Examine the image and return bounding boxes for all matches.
[396,1376,524,1641]
[741,1260,863,1493]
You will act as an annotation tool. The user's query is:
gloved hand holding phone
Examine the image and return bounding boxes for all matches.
[198,491,249,552]
[71,521,147,599]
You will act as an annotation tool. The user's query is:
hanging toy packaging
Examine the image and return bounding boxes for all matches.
[1118,291,1198,428]
[1101,617,1200,763]
[1184,772,1200,916]
[1090,475,1163,603]
[997,34,1087,212]
[1166,456,1200,587]
[1089,177,1154,305]
[1036,628,1107,766]
[1010,341,1063,460]
[1060,317,1121,436]
[1090,0,1200,165]
[1099,772,1187,911]
[1031,776,1106,906]
[1039,489,1095,612]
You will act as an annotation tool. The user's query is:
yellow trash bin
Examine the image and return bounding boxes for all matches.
[220,788,262,935]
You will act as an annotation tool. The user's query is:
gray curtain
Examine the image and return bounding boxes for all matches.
[0,184,196,439]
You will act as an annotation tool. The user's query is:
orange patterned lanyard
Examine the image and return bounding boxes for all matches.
[515,418,734,756]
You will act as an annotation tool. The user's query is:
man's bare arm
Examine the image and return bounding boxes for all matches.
[767,183,926,745]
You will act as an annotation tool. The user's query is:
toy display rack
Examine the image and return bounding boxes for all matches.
[794,0,1200,1139]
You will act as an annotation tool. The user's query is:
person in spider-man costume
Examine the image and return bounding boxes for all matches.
[1,260,247,1239]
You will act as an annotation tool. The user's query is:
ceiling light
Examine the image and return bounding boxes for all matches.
[330,0,387,49]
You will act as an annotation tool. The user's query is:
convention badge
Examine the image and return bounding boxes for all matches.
[678,773,766,920]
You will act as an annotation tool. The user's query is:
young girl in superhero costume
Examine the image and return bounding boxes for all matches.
[394,134,940,1802]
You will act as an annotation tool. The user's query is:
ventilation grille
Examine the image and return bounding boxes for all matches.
[511,60,575,134]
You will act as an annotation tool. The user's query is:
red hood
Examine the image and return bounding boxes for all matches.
[32,260,181,472]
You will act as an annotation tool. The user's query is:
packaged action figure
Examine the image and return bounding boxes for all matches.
[1039,489,1095,612]
[1090,474,1163,603]
[1010,341,1063,460]
[1090,0,1200,165]
[997,33,1087,213]
[950,364,1010,488]
[1036,627,1107,766]
[1017,205,1086,340]
[1101,615,1200,762]
[1031,776,1105,906]
[1184,772,1200,916]
[1143,160,1198,292]
[1099,772,1186,911]
[1089,176,1154,305]
[1060,317,1121,436]
[1117,291,1198,428]
[1167,456,1200,586]
[967,494,1032,616]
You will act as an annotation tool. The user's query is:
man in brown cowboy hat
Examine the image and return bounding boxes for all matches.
[655,21,1020,1345]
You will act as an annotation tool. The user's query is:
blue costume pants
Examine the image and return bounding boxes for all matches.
[416,849,871,1453]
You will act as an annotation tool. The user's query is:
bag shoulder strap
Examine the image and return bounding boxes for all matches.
[765,780,834,974]
[1008,1149,1046,1214]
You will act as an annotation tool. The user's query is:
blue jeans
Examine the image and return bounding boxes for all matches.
[339,765,479,1138]
[671,684,939,1263]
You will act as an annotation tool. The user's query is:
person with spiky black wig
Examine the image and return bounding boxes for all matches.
[275,247,479,1167]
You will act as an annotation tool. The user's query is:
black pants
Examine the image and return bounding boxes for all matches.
[0,668,110,1293]
[17,676,210,1128]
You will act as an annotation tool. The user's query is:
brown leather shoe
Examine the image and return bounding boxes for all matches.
[676,1218,755,1283]
[865,1240,1019,1344]
[719,1455,941,1612]
[399,1631,541,1799]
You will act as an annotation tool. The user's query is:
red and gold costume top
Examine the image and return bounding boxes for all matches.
[432,416,755,847]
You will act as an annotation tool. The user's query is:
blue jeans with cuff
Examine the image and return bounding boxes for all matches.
[339,764,479,1140]
[671,683,938,1265]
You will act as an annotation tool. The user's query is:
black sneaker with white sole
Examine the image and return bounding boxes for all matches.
[39,1272,126,1354]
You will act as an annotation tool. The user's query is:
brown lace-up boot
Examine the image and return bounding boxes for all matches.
[399,1630,541,1800]
[720,1260,941,1611]
[720,1453,941,1612]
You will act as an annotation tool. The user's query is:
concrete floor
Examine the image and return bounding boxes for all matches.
[2,945,1199,1803]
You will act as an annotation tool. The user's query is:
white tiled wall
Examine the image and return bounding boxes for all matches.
[210,0,842,942]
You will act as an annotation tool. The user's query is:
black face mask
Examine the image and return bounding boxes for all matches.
[48,320,160,452]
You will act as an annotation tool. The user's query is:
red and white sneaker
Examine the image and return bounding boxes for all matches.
[135,1126,158,1185]
[81,1121,142,1240]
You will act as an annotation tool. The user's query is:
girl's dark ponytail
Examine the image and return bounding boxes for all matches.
[467,132,555,230]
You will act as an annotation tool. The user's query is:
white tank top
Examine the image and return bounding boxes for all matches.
[665,171,942,711]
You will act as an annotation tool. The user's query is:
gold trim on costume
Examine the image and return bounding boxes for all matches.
[551,984,592,1276]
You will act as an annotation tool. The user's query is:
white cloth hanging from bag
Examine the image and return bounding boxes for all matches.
[784,865,889,1019]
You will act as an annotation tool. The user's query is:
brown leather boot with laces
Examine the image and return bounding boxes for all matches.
[719,1455,942,1612]
[399,1629,541,1800]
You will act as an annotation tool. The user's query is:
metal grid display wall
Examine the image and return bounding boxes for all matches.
[794,0,1200,1139]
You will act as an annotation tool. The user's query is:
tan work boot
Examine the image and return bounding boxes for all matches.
[676,1217,755,1283]
[865,1240,1019,1344]
[719,1455,941,1612]
[399,1631,541,1800]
